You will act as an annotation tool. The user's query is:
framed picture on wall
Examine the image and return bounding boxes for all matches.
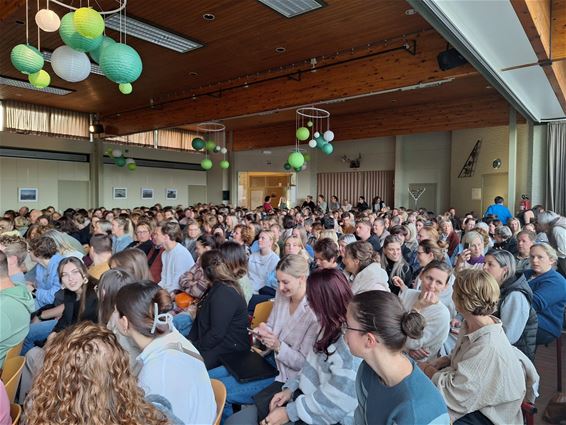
[113,187,127,200]
[141,188,154,200]
[166,188,177,200]
[18,188,38,202]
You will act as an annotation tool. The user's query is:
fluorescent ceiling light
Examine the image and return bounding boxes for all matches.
[42,51,104,76]
[105,14,203,53]
[0,76,73,95]
[258,0,325,18]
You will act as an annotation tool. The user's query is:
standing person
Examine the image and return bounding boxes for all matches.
[536,211,566,277]
[154,221,194,293]
[483,196,513,225]
[345,290,450,425]
[111,217,134,254]
[263,196,274,213]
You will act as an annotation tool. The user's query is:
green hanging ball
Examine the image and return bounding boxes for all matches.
[99,42,143,83]
[294,166,302,172]
[296,127,310,141]
[127,162,137,171]
[192,137,205,151]
[119,83,133,94]
[89,35,115,64]
[205,140,216,152]
[303,153,311,162]
[201,158,213,170]
[220,160,230,169]
[315,135,327,149]
[115,156,126,167]
[60,12,103,52]
[322,143,334,155]
[307,121,313,127]
[73,7,104,39]
[28,69,50,88]
[105,148,113,156]
[283,162,292,170]
[10,44,44,75]
[288,151,305,169]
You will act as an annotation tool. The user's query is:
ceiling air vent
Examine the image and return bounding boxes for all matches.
[258,0,326,18]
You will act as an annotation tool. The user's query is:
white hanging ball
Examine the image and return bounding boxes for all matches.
[51,45,91,82]
[301,163,308,171]
[220,147,228,154]
[125,158,135,165]
[308,139,317,148]
[35,9,61,32]
[111,148,122,158]
[314,131,320,138]
[323,130,335,142]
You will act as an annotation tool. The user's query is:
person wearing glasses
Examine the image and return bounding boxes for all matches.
[127,221,154,255]
[344,290,450,425]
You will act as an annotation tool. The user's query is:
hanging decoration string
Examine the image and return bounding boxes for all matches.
[25,0,29,44]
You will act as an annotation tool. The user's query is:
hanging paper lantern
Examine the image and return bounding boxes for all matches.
[315,135,326,148]
[115,156,126,167]
[89,35,115,64]
[10,44,44,75]
[303,153,311,162]
[111,148,122,157]
[105,148,113,156]
[59,12,103,52]
[28,69,51,88]
[296,127,309,141]
[125,158,135,165]
[214,145,222,153]
[288,151,305,169]
[322,143,334,155]
[308,139,317,148]
[51,45,91,82]
[192,137,205,150]
[35,9,61,32]
[119,83,132,94]
[220,147,228,154]
[127,162,137,171]
[73,7,104,39]
[323,130,335,142]
[294,166,302,172]
[307,121,313,128]
[201,158,213,170]
[205,140,216,152]
[219,160,230,169]
[314,131,320,138]
[100,42,143,84]
[283,162,291,170]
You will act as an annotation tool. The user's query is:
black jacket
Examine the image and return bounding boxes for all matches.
[52,287,98,333]
[188,282,250,369]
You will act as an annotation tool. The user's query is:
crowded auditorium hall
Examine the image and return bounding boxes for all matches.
[1,1,566,424]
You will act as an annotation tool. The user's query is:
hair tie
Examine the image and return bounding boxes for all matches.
[150,302,174,334]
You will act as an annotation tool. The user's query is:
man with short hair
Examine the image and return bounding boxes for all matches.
[301,196,316,211]
[28,209,42,225]
[355,220,380,251]
[183,220,201,260]
[88,234,112,280]
[0,235,29,286]
[314,238,339,270]
[516,230,536,273]
[155,221,194,292]
[483,196,513,225]
[29,236,64,309]
[18,206,29,218]
[536,211,566,277]
[0,251,35,368]
[372,218,390,249]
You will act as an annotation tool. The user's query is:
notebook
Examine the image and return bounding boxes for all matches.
[219,350,278,383]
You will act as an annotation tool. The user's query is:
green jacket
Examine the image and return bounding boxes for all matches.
[0,284,35,367]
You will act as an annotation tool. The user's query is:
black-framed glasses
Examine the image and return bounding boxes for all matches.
[341,322,366,335]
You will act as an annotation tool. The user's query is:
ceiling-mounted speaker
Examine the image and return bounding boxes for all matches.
[88,123,104,134]
[437,48,468,71]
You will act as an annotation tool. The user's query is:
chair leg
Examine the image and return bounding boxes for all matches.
[557,335,562,392]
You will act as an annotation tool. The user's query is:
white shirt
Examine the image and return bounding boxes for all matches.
[159,243,195,292]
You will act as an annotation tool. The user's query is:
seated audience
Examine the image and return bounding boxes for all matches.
[313,237,339,270]
[355,220,381,252]
[87,233,112,280]
[29,236,64,309]
[154,221,195,292]
[128,220,154,254]
[111,217,134,254]
[344,241,389,294]
[182,219,201,260]
[515,229,536,273]
[248,230,280,295]
[455,231,486,271]
[219,241,253,304]
[493,226,518,255]
[110,248,153,281]
[440,219,460,258]
[0,234,29,286]
[381,235,413,294]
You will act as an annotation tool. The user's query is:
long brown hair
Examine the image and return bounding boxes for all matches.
[57,256,97,321]
[110,248,153,282]
[200,250,244,298]
[24,322,169,425]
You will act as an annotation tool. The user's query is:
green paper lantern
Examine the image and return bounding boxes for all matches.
[307,121,313,128]
[315,135,327,148]
[115,156,126,167]
[89,35,115,64]
[105,148,113,156]
[303,153,311,162]
[60,12,103,52]
[73,7,104,39]
[283,162,291,170]
[288,151,305,169]
[205,140,216,152]
[99,42,143,84]
[220,160,230,169]
[10,44,44,75]
[119,83,133,94]
[294,166,302,172]
[28,69,50,88]
[192,137,205,151]
[127,162,137,171]
[201,158,213,170]
[296,127,309,141]
[322,143,334,155]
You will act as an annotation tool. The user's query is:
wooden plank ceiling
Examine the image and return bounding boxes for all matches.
[1,0,515,150]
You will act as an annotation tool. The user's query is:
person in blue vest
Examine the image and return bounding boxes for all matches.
[484,196,513,225]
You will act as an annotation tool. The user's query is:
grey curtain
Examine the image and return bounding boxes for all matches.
[317,170,394,208]
[546,123,566,215]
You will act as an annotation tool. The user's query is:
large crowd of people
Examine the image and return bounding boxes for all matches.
[0,194,565,424]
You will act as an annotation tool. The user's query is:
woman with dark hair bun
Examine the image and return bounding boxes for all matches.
[345,290,449,425]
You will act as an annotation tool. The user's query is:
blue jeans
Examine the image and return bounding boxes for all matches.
[208,355,277,423]
[22,319,57,355]
[172,313,193,337]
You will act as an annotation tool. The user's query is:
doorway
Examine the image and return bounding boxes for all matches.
[238,172,292,209]
[481,173,508,213]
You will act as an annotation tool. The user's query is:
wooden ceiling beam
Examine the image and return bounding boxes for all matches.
[102,31,478,135]
[511,0,566,110]
[0,0,26,22]
[231,94,512,151]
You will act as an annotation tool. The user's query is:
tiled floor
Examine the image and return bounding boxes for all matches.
[534,333,565,424]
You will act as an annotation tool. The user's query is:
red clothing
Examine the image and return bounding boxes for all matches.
[263,202,273,212]
[446,231,461,257]
[147,246,164,283]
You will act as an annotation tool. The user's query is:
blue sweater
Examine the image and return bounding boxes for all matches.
[484,204,512,225]
[354,359,450,425]
[34,253,64,309]
[525,269,566,337]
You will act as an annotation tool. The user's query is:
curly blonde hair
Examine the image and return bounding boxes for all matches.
[24,321,170,425]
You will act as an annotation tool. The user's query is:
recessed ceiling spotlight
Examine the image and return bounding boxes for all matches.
[203,13,216,21]
[275,47,286,53]
[486,85,492,89]
[404,8,416,15]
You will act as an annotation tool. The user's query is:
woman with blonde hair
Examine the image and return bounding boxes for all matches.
[43,229,86,258]
[343,241,389,294]
[24,322,178,425]
[109,248,153,281]
[455,231,486,271]
[111,217,134,254]
[381,235,413,295]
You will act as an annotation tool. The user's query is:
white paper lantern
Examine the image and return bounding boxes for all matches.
[220,147,228,154]
[35,9,61,32]
[308,139,317,148]
[112,148,122,157]
[51,45,90,82]
[125,158,135,165]
[314,131,320,138]
[323,130,335,142]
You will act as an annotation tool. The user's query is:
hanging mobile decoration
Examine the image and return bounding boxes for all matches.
[104,147,137,170]
[292,107,334,171]
[196,122,227,171]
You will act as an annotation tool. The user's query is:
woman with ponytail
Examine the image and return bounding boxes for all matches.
[111,216,134,254]
[345,290,450,425]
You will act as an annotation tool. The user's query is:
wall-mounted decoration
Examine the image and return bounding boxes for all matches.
[141,188,154,199]
[458,139,482,178]
[166,188,177,200]
[113,187,127,199]
[18,187,38,202]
